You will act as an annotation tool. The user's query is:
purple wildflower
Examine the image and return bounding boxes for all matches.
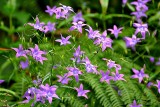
[75,84,90,99]
[149,57,154,63]
[12,44,28,58]
[0,80,4,84]
[108,25,123,38]
[39,84,59,103]
[54,7,66,19]
[55,34,71,45]
[102,58,121,70]
[66,67,82,82]
[57,73,71,84]
[124,35,141,50]
[83,57,98,74]
[100,70,112,84]
[44,22,56,33]
[112,70,126,81]
[73,11,85,22]
[85,25,100,39]
[130,100,142,107]
[33,78,42,86]
[69,21,86,33]
[122,0,128,6]
[20,60,29,69]
[131,0,150,12]
[30,44,47,64]
[131,11,147,21]
[156,58,160,66]
[131,67,149,83]
[71,45,84,63]
[133,23,150,39]
[45,5,56,16]
[154,80,160,93]
[28,16,44,31]
[94,30,113,51]
[147,82,153,88]
[59,3,74,14]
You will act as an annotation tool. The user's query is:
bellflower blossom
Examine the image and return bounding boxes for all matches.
[82,57,98,74]
[43,22,56,33]
[69,21,86,33]
[112,70,126,81]
[73,11,85,22]
[75,84,90,99]
[85,25,101,40]
[66,67,82,82]
[130,100,142,107]
[71,45,84,63]
[54,7,66,19]
[55,34,71,45]
[154,80,160,93]
[57,73,71,84]
[102,58,121,70]
[59,3,74,14]
[108,25,123,38]
[100,70,113,84]
[131,67,149,83]
[94,30,113,51]
[124,35,141,50]
[28,16,44,31]
[20,60,29,69]
[45,5,56,16]
[12,44,29,58]
[131,0,150,12]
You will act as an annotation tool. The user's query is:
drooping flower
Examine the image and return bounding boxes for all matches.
[28,16,45,31]
[66,67,82,82]
[112,70,126,81]
[12,44,29,58]
[124,35,141,50]
[43,22,56,33]
[82,57,98,74]
[69,21,86,33]
[154,80,160,93]
[30,44,47,64]
[57,73,71,84]
[75,84,90,99]
[85,25,100,39]
[0,80,4,84]
[20,60,29,69]
[133,23,150,39]
[100,70,112,84]
[45,5,56,16]
[131,67,149,83]
[130,100,142,107]
[73,11,85,23]
[108,25,123,38]
[55,34,71,45]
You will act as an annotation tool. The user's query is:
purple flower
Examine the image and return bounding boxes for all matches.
[156,58,160,66]
[57,73,71,84]
[44,22,56,33]
[154,80,160,93]
[131,68,149,83]
[54,7,66,19]
[55,34,71,45]
[33,78,42,86]
[147,82,153,88]
[59,3,74,14]
[85,25,100,39]
[30,44,47,64]
[133,23,150,39]
[112,70,126,81]
[20,60,29,69]
[149,57,154,63]
[45,5,56,16]
[83,57,98,74]
[12,44,28,58]
[102,58,121,70]
[108,25,123,38]
[94,30,113,51]
[73,11,85,22]
[100,70,112,84]
[130,100,142,107]
[75,84,90,99]
[131,0,150,12]
[124,35,141,50]
[122,0,128,6]
[28,16,45,31]
[71,45,84,63]
[69,21,86,33]
[0,80,4,84]
[131,11,147,21]
[39,84,59,103]
[66,67,82,82]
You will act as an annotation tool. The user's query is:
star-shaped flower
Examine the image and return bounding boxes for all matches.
[71,45,84,63]
[112,70,126,81]
[55,34,71,45]
[108,25,123,38]
[69,21,86,33]
[130,100,142,107]
[131,0,150,12]
[100,70,112,84]
[44,22,56,33]
[59,3,74,14]
[75,84,90,99]
[131,67,149,83]
[12,44,28,58]
[133,23,150,39]
[73,11,85,23]
[57,73,71,84]
[66,67,82,82]
[154,80,160,93]
[20,60,29,69]
[85,25,100,39]
[45,5,56,16]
